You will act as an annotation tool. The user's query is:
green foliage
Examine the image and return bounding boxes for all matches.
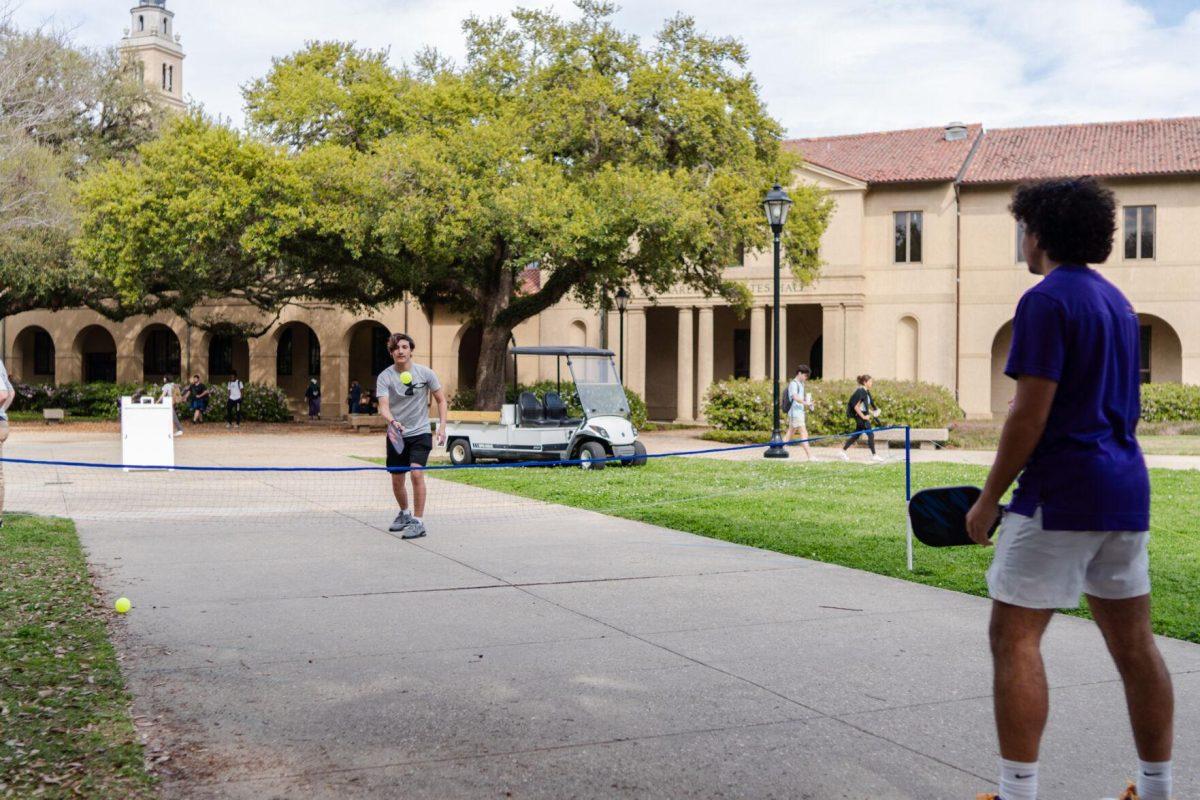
[10,382,291,422]
[1140,383,1200,423]
[78,3,833,403]
[703,378,963,434]
[450,380,648,428]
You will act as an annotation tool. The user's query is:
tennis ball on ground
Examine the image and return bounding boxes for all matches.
[114,597,131,614]
[400,371,413,384]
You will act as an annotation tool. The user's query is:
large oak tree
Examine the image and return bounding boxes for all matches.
[78,2,831,406]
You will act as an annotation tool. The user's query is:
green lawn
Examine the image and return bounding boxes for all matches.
[435,459,1200,643]
[0,515,156,799]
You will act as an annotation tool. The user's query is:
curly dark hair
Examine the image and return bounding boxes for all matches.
[1009,177,1116,265]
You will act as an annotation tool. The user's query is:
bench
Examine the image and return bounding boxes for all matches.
[347,413,387,432]
[874,427,949,449]
[43,408,66,424]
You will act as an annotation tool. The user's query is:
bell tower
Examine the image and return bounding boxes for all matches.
[119,0,185,110]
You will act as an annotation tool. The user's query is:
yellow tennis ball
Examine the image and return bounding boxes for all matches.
[400,371,413,385]
[114,597,131,614]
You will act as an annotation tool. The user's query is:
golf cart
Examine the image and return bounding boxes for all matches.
[445,346,647,469]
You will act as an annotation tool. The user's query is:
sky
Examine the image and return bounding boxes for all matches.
[13,0,1200,137]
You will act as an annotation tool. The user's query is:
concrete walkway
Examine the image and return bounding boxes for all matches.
[3,429,1197,798]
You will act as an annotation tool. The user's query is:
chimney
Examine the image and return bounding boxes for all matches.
[944,121,968,142]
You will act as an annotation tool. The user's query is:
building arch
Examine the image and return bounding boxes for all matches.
[274,322,321,404]
[895,316,919,381]
[345,320,392,395]
[206,331,250,382]
[137,323,182,382]
[1136,314,1182,384]
[10,325,56,383]
[72,325,118,384]
[454,323,483,398]
[568,320,588,348]
[990,321,1014,417]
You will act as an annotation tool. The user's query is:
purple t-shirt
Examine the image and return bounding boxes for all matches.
[1005,264,1149,531]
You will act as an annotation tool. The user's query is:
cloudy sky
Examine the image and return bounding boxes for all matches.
[14,0,1200,137]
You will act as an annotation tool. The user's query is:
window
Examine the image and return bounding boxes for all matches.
[1139,325,1152,384]
[144,329,180,377]
[277,329,293,376]
[162,19,168,34]
[136,62,145,86]
[894,211,922,263]
[162,64,167,90]
[167,66,174,92]
[735,243,745,267]
[34,330,55,376]
[1015,220,1027,263]
[138,15,144,31]
[209,335,235,376]
[1124,206,1155,260]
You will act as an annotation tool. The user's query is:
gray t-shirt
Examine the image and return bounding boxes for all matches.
[376,363,441,438]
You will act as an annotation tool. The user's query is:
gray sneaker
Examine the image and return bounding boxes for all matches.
[400,519,427,539]
[389,510,413,532]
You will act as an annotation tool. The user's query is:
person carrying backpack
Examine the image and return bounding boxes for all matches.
[782,364,814,461]
[839,374,884,462]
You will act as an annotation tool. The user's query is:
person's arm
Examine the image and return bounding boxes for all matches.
[965,376,1058,545]
[432,387,448,446]
[377,377,402,434]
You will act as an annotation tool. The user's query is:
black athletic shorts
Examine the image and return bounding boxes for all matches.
[386,432,433,470]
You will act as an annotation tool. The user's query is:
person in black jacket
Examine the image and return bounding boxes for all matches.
[839,374,884,462]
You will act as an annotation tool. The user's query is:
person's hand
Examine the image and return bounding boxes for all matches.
[391,419,405,434]
[965,497,999,546]
[436,425,447,447]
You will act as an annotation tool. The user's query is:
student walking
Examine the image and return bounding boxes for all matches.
[348,380,362,414]
[0,355,12,528]
[839,374,883,462]
[305,378,321,420]
[183,374,210,424]
[967,178,1172,800]
[782,365,814,461]
[225,370,245,428]
[161,376,184,436]
[377,333,447,540]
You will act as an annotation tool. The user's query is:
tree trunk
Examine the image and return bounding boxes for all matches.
[475,324,513,410]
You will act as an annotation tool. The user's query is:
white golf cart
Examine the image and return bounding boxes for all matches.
[445,346,647,470]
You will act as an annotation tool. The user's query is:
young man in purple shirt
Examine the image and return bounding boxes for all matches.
[967,178,1173,800]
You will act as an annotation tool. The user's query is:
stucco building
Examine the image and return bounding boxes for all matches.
[2,3,1197,420]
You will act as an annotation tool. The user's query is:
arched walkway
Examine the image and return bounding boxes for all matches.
[73,326,118,384]
[208,333,250,382]
[1137,314,1182,383]
[809,336,823,380]
[11,325,56,383]
[990,321,1014,417]
[139,324,182,382]
[455,324,483,397]
[275,322,321,403]
[346,321,392,395]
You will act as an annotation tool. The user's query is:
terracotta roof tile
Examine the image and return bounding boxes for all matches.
[784,124,983,184]
[961,117,1200,184]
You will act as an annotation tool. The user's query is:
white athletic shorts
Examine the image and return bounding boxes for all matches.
[986,507,1150,609]
[787,406,806,426]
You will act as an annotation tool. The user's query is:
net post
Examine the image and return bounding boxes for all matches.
[905,425,913,571]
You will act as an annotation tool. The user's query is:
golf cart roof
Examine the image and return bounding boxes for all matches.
[508,346,614,357]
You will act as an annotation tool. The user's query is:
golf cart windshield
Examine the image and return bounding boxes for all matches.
[568,356,630,419]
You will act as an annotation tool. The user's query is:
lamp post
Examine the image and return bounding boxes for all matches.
[615,288,629,385]
[763,183,793,459]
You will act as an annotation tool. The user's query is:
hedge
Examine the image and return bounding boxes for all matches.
[8,382,291,423]
[703,378,964,435]
[451,381,648,429]
[1139,383,1200,423]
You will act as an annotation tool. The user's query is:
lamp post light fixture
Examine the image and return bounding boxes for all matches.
[763,183,793,459]
[615,287,629,385]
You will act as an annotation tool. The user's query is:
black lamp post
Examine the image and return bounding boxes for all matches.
[763,183,793,459]
[615,287,629,385]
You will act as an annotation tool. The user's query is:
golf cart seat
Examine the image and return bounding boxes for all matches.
[543,392,568,422]
[517,391,549,427]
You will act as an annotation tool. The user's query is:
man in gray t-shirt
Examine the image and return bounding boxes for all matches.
[376,333,447,539]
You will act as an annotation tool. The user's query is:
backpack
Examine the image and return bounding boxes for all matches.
[781,381,797,413]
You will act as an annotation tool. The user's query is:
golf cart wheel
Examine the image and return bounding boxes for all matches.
[578,441,607,470]
[448,439,474,465]
[629,440,648,467]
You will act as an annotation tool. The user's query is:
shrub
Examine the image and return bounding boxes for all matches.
[450,381,648,429]
[9,381,291,422]
[1140,383,1200,423]
[703,378,964,435]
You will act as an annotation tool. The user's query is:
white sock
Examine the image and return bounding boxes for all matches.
[998,758,1038,800]
[1137,760,1171,800]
